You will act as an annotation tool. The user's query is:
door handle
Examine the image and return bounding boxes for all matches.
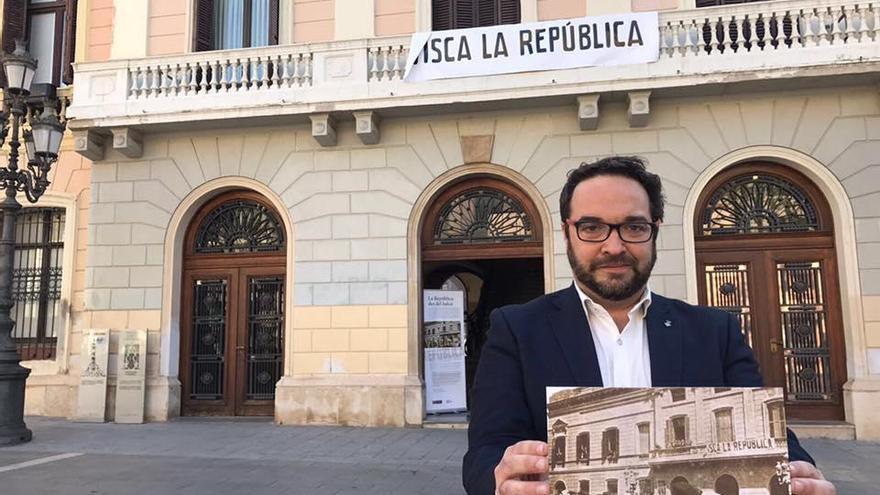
[236,345,245,351]
[769,339,784,353]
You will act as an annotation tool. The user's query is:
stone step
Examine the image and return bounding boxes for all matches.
[789,421,856,440]
[423,412,469,429]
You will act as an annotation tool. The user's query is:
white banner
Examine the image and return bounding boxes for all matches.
[424,290,467,414]
[405,12,659,82]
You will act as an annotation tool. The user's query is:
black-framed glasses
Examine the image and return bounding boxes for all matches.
[566,220,658,243]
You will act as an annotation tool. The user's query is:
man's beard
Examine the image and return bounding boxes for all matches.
[566,238,656,302]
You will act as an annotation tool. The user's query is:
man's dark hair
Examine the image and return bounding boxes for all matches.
[559,156,665,223]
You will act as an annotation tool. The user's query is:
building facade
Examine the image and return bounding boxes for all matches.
[548,387,790,495]
[1,0,879,439]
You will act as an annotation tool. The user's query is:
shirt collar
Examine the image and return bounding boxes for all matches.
[573,281,653,318]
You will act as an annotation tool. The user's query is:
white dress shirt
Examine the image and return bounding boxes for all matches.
[574,282,653,387]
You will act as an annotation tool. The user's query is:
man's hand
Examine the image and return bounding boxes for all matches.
[494,440,549,495]
[791,461,836,495]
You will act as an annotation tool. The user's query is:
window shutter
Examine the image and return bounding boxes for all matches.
[454,0,476,29]
[476,0,496,27]
[498,0,520,25]
[62,0,78,84]
[432,0,453,31]
[194,0,214,52]
[268,0,280,45]
[1,0,26,87]
[2,0,27,54]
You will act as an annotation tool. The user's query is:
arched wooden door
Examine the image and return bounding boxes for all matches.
[421,176,545,409]
[180,191,286,416]
[695,164,847,421]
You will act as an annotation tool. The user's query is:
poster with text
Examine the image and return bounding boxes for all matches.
[424,289,467,414]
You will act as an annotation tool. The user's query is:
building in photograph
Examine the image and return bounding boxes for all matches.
[1,0,879,439]
[547,387,789,495]
[424,321,461,348]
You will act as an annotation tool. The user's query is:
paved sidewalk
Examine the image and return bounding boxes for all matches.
[0,417,876,494]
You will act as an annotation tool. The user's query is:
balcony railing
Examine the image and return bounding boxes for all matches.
[67,0,880,128]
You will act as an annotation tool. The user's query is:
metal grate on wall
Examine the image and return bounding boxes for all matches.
[8,207,65,361]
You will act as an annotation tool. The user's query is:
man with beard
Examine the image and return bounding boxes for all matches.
[461,157,836,495]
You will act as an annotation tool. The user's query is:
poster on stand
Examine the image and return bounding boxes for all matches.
[75,329,110,422]
[114,329,147,424]
[423,289,467,414]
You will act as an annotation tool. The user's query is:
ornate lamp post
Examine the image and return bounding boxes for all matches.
[0,40,66,446]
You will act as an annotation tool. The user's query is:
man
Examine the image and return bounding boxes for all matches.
[461,157,836,495]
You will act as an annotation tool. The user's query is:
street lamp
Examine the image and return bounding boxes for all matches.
[0,40,66,446]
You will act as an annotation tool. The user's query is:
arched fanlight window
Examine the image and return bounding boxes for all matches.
[701,173,821,235]
[193,199,285,254]
[433,188,535,245]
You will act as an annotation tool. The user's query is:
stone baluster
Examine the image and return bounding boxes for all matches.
[128,68,138,98]
[734,16,745,52]
[304,54,313,85]
[685,20,697,56]
[367,48,377,80]
[158,65,169,95]
[746,14,759,51]
[817,8,831,46]
[872,2,880,40]
[150,66,161,97]
[217,60,227,92]
[830,6,844,44]
[293,55,304,86]
[696,19,707,56]
[270,56,280,88]
[281,55,292,87]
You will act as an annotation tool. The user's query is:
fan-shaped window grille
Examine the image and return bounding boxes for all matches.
[702,174,819,235]
[433,189,534,245]
[194,200,285,254]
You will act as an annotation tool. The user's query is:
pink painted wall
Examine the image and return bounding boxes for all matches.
[148,0,187,55]
[375,0,415,36]
[87,0,114,61]
[294,0,335,43]
[631,0,679,12]
[538,0,586,21]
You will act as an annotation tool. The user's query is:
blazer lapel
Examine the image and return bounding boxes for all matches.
[548,284,603,386]
[646,294,683,387]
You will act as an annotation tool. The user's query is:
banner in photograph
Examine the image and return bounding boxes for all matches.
[404,12,659,82]
[424,289,467,414]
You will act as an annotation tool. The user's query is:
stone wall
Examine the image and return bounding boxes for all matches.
[73,85,880,430]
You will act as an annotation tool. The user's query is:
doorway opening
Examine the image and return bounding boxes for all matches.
[180,190,286,416]
[695,163,847,421]
[420,176,545,419]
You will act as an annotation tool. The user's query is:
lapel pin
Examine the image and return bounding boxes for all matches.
[664,320,672,327]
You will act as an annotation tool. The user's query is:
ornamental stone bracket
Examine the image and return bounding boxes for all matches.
[577,94,600,131]
[627,91,651,128]
[310,113,337,147]
[73,127,143,160]
[111,127,143,158]
[354,111,381,145]
[72,129,106,161]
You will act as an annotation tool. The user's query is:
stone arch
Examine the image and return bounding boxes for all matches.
[715,474,739,495]
[405,163,555,414]
[158,177,295,417]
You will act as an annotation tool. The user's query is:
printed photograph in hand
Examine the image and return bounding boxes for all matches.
[546,387,790,495]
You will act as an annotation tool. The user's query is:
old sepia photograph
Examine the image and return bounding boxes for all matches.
[424,320,463,349]
[547,387,790,495]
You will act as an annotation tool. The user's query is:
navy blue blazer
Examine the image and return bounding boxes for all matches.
[462,284,814,495]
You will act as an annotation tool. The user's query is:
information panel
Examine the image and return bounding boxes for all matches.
[423,290,467,414]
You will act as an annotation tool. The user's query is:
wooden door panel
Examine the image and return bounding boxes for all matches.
[235,267,285,416]
[697,248,846,421]
[181,269,238,416]
[768,250,846,420]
